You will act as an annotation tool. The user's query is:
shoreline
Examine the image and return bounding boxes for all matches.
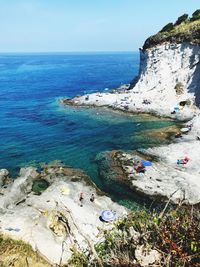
[61,99,183,141]
[60,98,181,122]
[60,87,198,122]
[61,89,200,205]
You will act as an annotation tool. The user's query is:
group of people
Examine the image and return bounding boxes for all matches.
[79,192,95,207]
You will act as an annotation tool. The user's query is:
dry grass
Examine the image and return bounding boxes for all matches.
[0,235,51,267]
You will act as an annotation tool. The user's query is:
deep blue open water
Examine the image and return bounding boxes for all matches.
[0,52,176,206]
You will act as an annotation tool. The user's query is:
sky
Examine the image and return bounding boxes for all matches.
[0,0,199,52]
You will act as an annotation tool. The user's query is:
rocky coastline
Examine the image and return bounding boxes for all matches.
[61,20,200,207]
[61,56,200,205]
[0,163,127,265]
[1,12,200,266]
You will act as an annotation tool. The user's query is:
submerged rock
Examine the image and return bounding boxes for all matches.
[32,179,50,194]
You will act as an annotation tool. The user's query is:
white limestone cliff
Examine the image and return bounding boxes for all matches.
[64,42,200,120]
[61,41,200,204]
[131,42,200,107]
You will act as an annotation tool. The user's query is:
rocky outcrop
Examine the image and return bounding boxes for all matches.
[0,167,39,212]
[96,128,200,205]
[129,15,200,107]
[61,42,200,120]
[130,42,200,107]
[135,246,161,267]
[0,169,9,187]
[62,16,200,118]
[60,14,200,205]
[61,41,200,204]
[0,165,127,265]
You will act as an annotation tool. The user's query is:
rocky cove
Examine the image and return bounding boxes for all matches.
[1,11,200,267]
[62,40,200,206]
[0,111,182,266]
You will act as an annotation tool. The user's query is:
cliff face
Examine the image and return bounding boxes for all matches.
[64,13,200,118]
[131,42,200,107]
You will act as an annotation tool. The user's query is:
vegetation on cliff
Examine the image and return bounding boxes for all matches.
[143,10,200,50]
[67,206,200,267]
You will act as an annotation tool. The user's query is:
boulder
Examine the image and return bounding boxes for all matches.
[135,245,161,266]
[0,169,9,187]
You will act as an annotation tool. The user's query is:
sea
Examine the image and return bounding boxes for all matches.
[0,52,176,207]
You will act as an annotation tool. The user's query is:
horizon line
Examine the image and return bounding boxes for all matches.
[0,50,139,54]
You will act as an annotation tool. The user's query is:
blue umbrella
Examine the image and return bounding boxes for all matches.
[141,160,152,167]
[174,106,180,113]
[101,210,117,222]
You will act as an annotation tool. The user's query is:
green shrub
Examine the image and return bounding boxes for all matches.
[160,22,174,33]
[191,9,200,21]
[175,14,189,25]
[95,207,200,266]
[144,10,200,50]
[67,247,87,267]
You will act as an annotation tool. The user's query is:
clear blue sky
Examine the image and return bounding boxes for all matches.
[0,0,199,52]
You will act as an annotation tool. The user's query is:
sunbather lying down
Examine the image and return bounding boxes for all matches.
[134,164,146,173]
[177,156,189,165]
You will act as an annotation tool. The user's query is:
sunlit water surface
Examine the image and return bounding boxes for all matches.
[0,52,176,207]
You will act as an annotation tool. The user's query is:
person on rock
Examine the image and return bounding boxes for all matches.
[79,192,84,207]
[90,193,95,202]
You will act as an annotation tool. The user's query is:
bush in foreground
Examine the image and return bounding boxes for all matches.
[67,206,200,267]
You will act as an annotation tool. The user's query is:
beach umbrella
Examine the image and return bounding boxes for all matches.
[141,160,152,167]
[101,210,116,222]
[181,127,189,133]
[174,106,180,111]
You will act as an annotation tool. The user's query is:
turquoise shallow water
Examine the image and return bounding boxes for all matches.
[0,52,176,206]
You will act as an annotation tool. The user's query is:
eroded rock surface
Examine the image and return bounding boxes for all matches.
[0,164,127,265]
[96,116,200,205]
[61,42,200,120]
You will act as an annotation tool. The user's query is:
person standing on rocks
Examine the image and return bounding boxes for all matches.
[90,193,95,202]
[79,192,84,207]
